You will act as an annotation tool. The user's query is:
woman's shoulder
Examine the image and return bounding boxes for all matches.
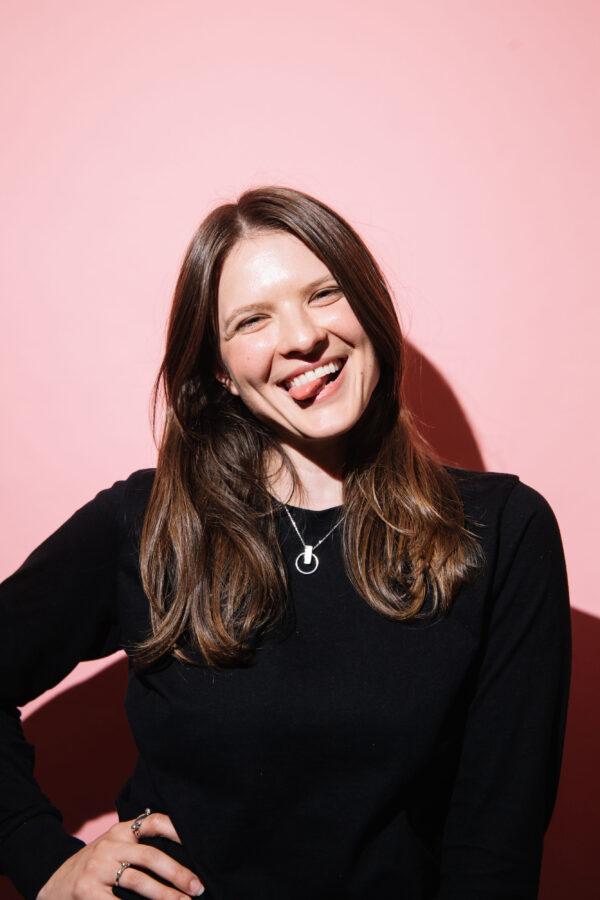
[444,465,559,536]
[100,467,156,500]
[85,468,156,531]
[445,467,567,615]
[119,467,156,499]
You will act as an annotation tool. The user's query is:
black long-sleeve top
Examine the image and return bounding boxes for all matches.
[0,468,571,899]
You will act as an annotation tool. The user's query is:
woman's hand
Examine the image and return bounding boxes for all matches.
[37,812,204,899]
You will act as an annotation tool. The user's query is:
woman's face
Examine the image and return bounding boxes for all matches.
[216,231,380,457]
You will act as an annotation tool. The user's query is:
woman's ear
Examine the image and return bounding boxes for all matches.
[215,370,239,395]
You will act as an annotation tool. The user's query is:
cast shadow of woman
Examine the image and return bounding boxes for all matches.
[1,344,595,899]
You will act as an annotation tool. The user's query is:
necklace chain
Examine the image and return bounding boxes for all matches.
[282,505,343,574]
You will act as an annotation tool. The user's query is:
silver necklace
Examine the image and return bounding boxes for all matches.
[282,505,343,574]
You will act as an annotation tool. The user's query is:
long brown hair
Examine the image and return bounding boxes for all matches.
[136,186,481,667]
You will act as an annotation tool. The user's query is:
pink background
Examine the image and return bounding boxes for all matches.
[1,1,598,897]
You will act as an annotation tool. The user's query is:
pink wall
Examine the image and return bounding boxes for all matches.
[1,1,598,895]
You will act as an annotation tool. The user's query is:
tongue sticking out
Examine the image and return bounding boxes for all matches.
[287,373,332,401]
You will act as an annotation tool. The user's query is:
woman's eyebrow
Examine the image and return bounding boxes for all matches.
[304,274,336,292]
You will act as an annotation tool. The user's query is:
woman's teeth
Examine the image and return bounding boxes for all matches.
[284,360,342,391]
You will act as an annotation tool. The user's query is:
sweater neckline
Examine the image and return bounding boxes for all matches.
[283,501,343,514]
[274,501,343,530]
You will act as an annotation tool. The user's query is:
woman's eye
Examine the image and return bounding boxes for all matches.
[314,287,342,301]
[236,315,264,331]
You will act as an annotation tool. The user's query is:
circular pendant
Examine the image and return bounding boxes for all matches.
[295,551,319,574]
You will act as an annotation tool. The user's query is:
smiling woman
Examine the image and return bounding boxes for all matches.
[0,187,570,900]
[215,231,380,461]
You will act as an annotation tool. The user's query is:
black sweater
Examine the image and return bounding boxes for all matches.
[0,468,571,899]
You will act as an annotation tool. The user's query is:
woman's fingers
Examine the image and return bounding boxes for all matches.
[36,813,204,899]
[110,841,204,896]
[115,861,203,899]
[130,811,183,845]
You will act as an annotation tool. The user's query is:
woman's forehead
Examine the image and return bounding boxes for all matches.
[218,232,331,307]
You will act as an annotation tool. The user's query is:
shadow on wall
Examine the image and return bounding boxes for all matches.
[538,608,600,900]
[0,346,594,898]
[402,343,485,471]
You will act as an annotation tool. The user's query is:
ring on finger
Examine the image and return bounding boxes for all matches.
[131,807,152,840]
[114,861,130,887]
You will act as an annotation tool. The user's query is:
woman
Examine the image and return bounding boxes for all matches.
[0,187,570,899]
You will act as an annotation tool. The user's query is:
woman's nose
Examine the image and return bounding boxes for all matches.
[277,307,327,356]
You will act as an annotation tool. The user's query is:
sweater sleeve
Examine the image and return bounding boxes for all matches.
[0,481,127,899]
[438,481,571,899]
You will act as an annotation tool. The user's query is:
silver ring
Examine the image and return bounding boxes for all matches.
[114,861,130,886]
[131,807,152,840]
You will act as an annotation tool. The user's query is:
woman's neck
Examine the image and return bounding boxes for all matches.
[267,442,344,510]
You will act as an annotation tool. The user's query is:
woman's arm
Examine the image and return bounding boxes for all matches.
[0,480,126,898]
[438,482,571,899]
[0,473,206,899]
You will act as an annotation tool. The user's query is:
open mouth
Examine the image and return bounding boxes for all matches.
[279,358,346,402]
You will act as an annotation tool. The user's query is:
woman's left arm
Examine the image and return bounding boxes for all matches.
[439,482,571,900]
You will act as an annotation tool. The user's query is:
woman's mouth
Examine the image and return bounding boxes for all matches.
[281,359,345,402]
